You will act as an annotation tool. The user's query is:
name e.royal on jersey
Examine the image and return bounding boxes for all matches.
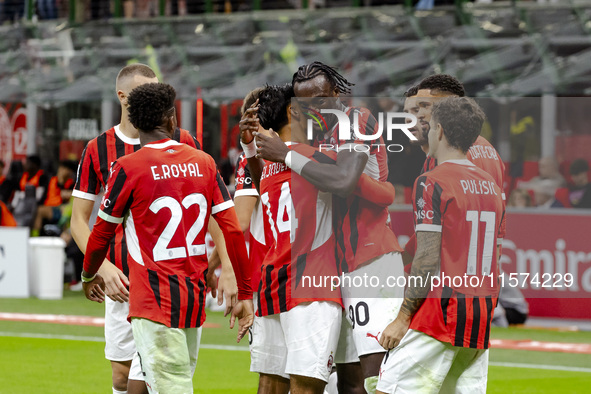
[150,163,204,180]
[460,179,498,196]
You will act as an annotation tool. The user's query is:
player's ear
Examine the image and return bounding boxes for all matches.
[286,104,292,122]
[117,90,127,106]
[168,111,177,134]
[437,123,444,141]
[333,88,340,99]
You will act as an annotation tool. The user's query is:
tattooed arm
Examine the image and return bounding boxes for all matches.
[379,231,441,350]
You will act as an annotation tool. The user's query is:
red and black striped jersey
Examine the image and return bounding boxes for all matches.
[234,152,268,293]
[316,106,402,273]
[410,159,503,349]
[421,155,437,176]
[73,125,200,276]
[257,143,341,317]
[415,135,506,251]
[421,136,504,195]
[85,139,249,328]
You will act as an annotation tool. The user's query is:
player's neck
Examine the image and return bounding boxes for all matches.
[139,128,172,147]
[289,125,307,144]
[119,110,140,139]
[278,125,294,143]
[421,144,429,154]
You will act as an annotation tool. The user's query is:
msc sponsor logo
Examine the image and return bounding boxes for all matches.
[415,210,434,220]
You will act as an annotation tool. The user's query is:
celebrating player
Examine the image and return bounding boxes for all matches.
[70,63,237,394]
[239,84,342,394]
[242,83,396,394]
[81,82,253,393]
[207,88,267,309]
[377,97,503,394]
[402,74,506,265]
[254,62,405,393]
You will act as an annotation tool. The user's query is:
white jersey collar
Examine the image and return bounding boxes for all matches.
[114,124,140,145]
[440,159,475,166]
[145,139,183,150]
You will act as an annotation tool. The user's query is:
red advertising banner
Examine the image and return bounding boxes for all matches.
[389,207,591,320]
[0,103,27,167]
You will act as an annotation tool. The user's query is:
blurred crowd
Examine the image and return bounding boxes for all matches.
[506,157,591,209]
[0,155,84,288]
[0,0,466,24]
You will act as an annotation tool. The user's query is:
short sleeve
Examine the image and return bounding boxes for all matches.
[73,144,101,201]
[234,154,258,198]
[211,167,234,214]
[177,128,201,150]
[97,162,132,224]
[413,175,443,232]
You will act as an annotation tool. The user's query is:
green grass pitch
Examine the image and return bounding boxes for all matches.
[1,290,590,393]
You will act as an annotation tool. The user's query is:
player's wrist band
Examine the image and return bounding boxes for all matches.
[284,151,311,176]
[81,272,96,283]
[240,140,257,158]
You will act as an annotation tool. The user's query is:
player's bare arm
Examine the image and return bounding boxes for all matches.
[230,298,255,343]
[81,217,120,304]
[254,130,368,198]
[71,197,129,302]
[213,194,258,277]
[379,231,441,350]
[207,218,238,316]
[234,195,258,233]
[211,204,254,339]
[240,100,265,192]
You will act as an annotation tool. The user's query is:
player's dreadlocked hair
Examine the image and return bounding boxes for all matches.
[292,62,354,94]
[416,74,465,97]
[127,83,176,131]
[257,84,294,132]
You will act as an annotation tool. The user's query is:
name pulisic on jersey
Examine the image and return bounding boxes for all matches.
[460,179,499,196]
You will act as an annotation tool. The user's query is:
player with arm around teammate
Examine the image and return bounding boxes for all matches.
[252,63,405,393]
[242,83,398,394]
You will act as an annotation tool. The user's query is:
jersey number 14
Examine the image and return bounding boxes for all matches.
[261,182,298,246]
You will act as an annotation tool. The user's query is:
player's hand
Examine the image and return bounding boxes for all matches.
[218,265,238,317]
[229,299,254,343]
[254,130,289,163]
[379,311,411,350]
[239,99,259,144]
[97,261,129,303]
[82,274,106,303]
[206,267,218,299]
